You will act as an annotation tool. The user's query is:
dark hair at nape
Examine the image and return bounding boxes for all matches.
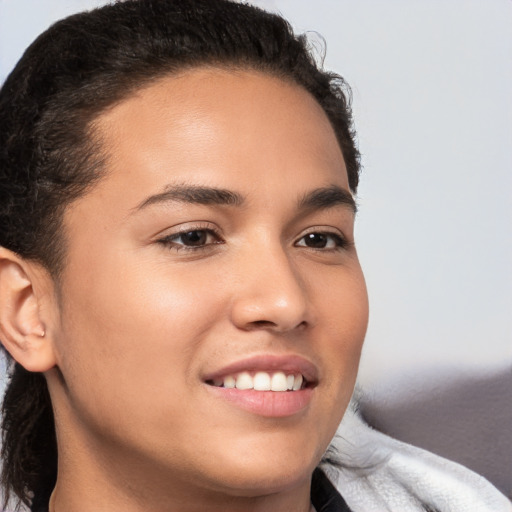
[0,0,361,508]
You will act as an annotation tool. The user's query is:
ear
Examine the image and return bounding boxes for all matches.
[0,247,57,372]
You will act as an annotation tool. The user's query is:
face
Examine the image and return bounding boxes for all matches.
[48,68,368,501]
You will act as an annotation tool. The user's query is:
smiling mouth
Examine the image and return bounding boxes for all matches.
[205,371,308,391]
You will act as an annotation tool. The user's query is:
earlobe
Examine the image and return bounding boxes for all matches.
[0,248,57,372]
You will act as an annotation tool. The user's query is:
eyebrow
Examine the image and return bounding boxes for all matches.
[134,184,245,211]
[298,185,357,214]
[133,183,356,214]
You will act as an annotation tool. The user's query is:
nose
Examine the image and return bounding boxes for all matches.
[229,244,311,333]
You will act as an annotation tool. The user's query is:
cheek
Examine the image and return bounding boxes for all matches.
[62,253,220,347]
[55,257,223,421]
[312,260,368,341]
[315,266,368,393]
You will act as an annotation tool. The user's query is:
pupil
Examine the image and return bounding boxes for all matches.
[182,230,206,246]
[305,233,327,248]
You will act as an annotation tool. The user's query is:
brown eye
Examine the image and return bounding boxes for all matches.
[158,227,222,251]
[296,232,346,250]
[303,233,328,248]
[179,230,208,246]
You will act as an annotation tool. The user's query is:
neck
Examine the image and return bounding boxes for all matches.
[50,478,313,512]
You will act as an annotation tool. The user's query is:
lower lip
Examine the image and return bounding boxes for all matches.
[206,386,314,417]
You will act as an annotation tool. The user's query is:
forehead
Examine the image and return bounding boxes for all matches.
[97,68,341,171]
[82,68,348,218]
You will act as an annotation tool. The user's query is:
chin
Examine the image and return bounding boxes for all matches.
[215,464,316,498]
[202,434,324,496]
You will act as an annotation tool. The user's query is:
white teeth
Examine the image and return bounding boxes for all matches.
[212,371,305,391]
[253,372,271,391]
[271,372,288,391]
[224,375,236,389]
[235,372,253,390]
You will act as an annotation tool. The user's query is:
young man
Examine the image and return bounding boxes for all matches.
[0,1,509,511]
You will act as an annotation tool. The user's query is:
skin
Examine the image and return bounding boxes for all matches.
[1,68,368,511]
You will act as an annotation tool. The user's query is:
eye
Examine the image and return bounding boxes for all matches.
[157,227,222,251]
[295,232,347,250]
[174,230,209,246]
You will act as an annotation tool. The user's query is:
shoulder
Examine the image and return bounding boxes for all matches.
[321,400,511,512]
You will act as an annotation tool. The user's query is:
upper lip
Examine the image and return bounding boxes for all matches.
[202,354,319,384]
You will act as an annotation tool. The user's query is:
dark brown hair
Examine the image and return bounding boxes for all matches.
[0,0,360,508]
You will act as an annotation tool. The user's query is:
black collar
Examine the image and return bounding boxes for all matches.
[311,467,353,512]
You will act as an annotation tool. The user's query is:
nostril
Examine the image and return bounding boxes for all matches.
[244,320,277,331]
[252,320,275,327]
[230,281,310,332]
[247,319,307,332]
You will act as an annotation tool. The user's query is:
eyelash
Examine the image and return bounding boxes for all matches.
[157,224,223,252]
[296,231,348,251]
[156,226,348,252]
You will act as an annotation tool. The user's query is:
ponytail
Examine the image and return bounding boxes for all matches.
[1,361,57,509]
